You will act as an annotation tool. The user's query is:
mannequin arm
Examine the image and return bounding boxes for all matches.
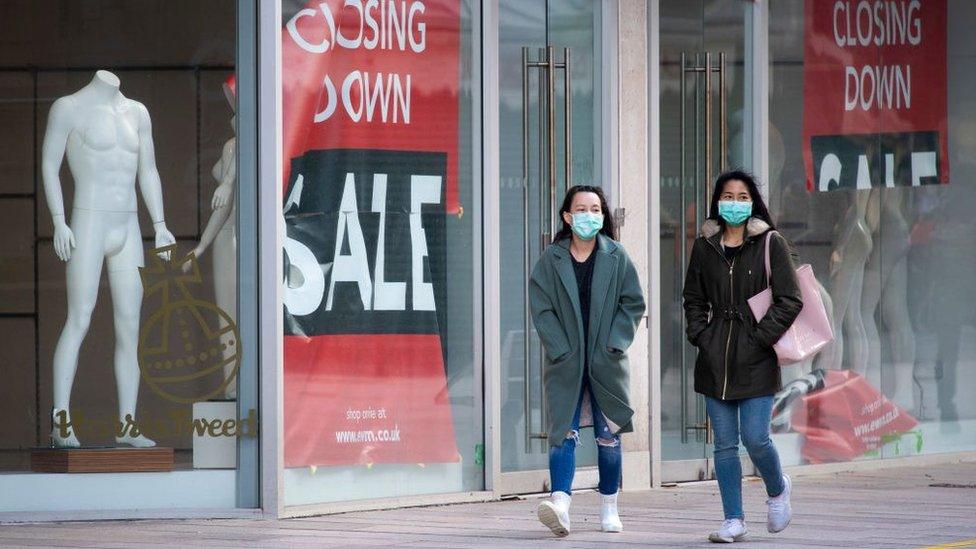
[135,104,175,253]
[135,104,167,225]
[211,138,237,210]
[193,203,233,261]
[193,142,236,260]
[41,98,75,261]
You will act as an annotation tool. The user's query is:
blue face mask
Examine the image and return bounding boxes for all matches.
[570,212,604,240]
[718,200,752,226]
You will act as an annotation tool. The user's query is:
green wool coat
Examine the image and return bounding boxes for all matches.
[528,234,646,446]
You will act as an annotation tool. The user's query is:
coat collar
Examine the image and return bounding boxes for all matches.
[701,217,772,241]
[551,233,620,257]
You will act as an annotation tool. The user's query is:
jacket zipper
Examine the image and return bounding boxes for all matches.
[721,257,735,400]
[706,236,746,400]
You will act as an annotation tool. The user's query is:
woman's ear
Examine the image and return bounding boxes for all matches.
[562,211,574,226]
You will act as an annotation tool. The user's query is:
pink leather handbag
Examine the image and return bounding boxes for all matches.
[748,231,834,365]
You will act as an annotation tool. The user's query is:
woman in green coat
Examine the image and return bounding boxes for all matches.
[528,185,646,537]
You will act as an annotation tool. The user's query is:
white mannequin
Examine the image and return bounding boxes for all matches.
[42,70,175,448]
[186,81,237,399]
[860,187,916,411]
[816,190,872,373]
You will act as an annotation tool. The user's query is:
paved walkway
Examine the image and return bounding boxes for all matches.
[1,461,975,548]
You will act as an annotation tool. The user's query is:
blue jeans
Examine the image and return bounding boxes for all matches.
[705,396,786,520]
[549,378,622,496]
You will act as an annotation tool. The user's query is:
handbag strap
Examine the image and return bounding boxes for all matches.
[763,230,777,287]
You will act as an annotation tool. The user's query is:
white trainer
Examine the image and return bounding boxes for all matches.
[767,474,792,533]
[600,492,623,533]
[537,491,571,537]
[708,518,748,543]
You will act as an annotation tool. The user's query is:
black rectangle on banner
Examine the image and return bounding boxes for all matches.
[282,149,448,337]
[811,131,942,192]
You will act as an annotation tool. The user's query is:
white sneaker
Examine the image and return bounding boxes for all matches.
[600,492,623,533]
[767,474,792,533]
[708,519,748,543]
[538,491,571,537]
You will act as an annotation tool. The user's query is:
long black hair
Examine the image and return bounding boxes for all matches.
[708,170,776,230]
[553,185,617,242]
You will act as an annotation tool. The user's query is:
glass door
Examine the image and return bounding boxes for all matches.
[659,0,750,481]
[497,0,605,494]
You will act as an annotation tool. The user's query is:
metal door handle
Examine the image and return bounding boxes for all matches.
[678,51,727,444]
[522,46,572,451]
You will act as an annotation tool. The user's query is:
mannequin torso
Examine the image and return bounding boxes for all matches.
[65,99,140,212]
[52,71,148,214]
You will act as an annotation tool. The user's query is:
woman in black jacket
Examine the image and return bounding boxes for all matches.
[683,170,802,543]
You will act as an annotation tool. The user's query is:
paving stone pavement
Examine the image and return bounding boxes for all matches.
[1,461,974,548]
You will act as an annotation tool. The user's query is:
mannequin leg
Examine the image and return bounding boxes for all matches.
[819,268,849,371]
[861,244,884,386]
[213,223,238,399]
[825,207,873,374]
[107,214,154,447]
[880,256,916,413]
[812,280,838,372]
[51,210,106,447]
[821,255,862,372]
[845,266,870,375]
[108,269,143,423]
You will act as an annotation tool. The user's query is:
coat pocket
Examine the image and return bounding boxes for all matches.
[697,318,722,347]
[595,345,628,376]
[543,348,577,378]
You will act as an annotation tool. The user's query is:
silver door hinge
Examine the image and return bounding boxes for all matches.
[614,207,626,227]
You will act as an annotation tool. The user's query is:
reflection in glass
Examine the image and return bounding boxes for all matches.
[768,0,976,466]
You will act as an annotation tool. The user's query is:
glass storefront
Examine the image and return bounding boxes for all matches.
[767,0,976,466]
[1,0,973,521]
[279,0,484,505]
[657,0,974,476]
[0,1,257,512]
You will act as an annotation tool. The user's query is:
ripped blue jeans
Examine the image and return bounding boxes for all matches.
[549,377,622,495]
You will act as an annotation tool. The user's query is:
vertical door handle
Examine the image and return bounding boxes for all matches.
[679,51,727,444]
[704,52,712,211]
[521,46,572,451]
[564,47,572,194]
[521,46,533,451]
[718,52,727,174]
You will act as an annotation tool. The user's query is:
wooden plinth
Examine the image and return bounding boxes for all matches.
[31,447,174,473]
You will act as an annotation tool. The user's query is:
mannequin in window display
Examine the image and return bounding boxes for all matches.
[185,78,238,399]
[861,186,917,412]
[42,70,175,448]
[815,186,872,374]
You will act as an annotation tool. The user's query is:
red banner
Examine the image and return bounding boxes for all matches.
[802,0,948,191]
[280,0,461,467]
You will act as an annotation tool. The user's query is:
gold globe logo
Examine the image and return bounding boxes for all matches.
[137,245,241,404]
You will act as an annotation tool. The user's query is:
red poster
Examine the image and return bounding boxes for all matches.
[802,0,948,191]
[280,0,461,467]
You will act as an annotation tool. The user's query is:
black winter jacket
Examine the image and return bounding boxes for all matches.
[682,217,803,401]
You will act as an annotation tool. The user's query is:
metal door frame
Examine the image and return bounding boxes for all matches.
[487,0,619,497]
[648,0,769,485]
